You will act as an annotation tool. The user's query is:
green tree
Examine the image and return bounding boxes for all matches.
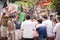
[49,0,60,10]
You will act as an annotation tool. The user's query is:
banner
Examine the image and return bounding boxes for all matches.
[39,0,51,7]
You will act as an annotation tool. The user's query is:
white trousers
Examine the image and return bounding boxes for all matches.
[15,29,22,40]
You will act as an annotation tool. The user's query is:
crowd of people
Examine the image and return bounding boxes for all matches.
[0,1,60,40]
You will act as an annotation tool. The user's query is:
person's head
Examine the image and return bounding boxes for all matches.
[15,15,19,21]
[42,16,48,20]
[56,16,60,22]
[2,13,5,18]
[3,2,7,8]
[26,15,30,20]
[32,16,37,22]
[57,10,60,15]
[50,14,56,20]
[16,11,20,15]
[37,19,43,24]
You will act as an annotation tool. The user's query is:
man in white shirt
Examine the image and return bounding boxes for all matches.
[42,16,55,40]
[53,16,60,40]
[21,15,36,40]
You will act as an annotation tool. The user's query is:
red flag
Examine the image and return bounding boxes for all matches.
[39,1,44,7]
[45,0,51,3]
[39,0,51,7]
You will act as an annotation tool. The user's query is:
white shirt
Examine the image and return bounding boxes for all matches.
[21,20,36,38]
[42,20,55,37]
[53,22,60,40]
[33,21,38,26]
[36,24,46,28]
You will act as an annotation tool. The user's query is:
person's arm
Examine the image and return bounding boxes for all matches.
[21,23,24,31]
[33,23,36,31]
[13,23,16,30]
[53,24,58,33]
[7,21,11,31]
[33,23,39,37]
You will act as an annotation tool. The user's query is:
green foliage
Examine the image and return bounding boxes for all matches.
[14,1,22,5]
[55,0,60,10]
[49,0,60,10]
[14,0,34,8]
[48,0,57,10]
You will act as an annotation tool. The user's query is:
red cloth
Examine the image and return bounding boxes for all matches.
[45,0,51,3]
[39,0,51,7]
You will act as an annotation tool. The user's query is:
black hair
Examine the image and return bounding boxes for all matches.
[3,13,6,16]
[57,10,60,15]
[2,13,6,18]
[3,2,7,8]
[37,19,42,24]
[42,16,48,19]
[32,15,37,20]
[57,16,60,22]
[20,5,24,12]
[50,15,53,20]
[52,18,57,23]
[26,15,30,20]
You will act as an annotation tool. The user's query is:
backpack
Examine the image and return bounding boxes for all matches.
[14,21,21,29]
